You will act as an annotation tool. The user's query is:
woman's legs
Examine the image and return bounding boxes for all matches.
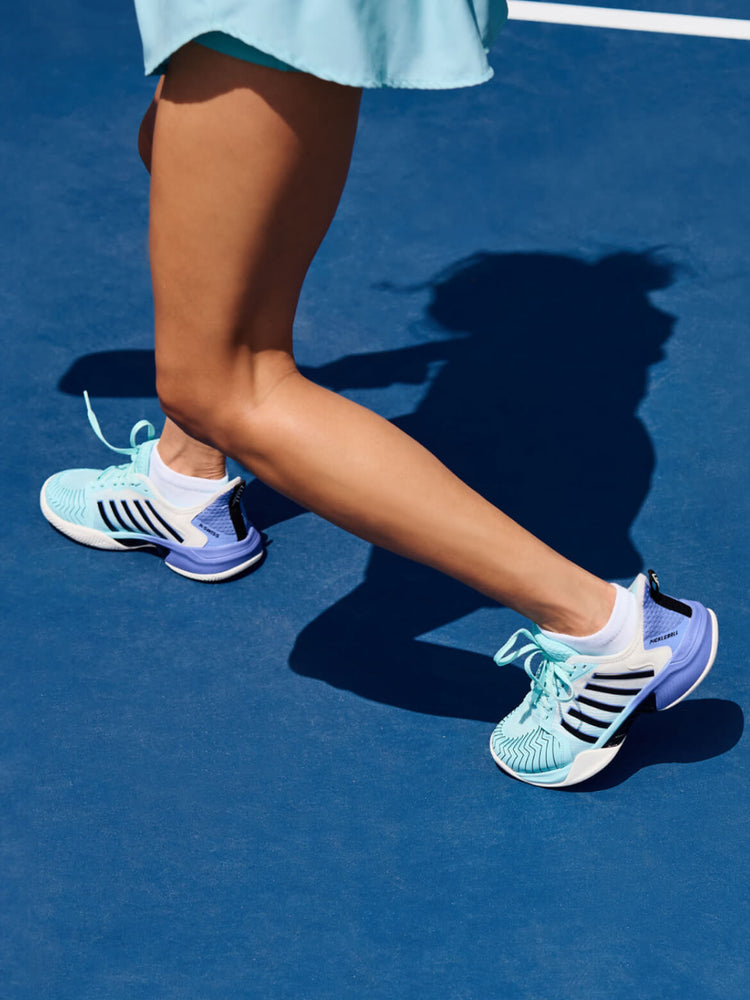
[150,43,613,634]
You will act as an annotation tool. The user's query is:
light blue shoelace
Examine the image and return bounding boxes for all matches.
[494,629,577,715]
[83,391,156,489]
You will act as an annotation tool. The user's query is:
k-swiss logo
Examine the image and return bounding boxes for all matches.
[198,522,220,538]
[649,630,677,645]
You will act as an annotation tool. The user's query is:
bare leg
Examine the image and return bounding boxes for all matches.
[151,44,613,634]
[137,75,163,174]
[139,75,228,480]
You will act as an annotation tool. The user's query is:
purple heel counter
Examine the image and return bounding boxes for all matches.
[653,603,715,710]
[191,482,254,549]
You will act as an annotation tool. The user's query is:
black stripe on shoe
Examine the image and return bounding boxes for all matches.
[97,501,118,532]
[568,707,611,730]
[109,501,132,532]
[592,670,654,681]
[133,500,168,540]
[560,717,599,744]
[121,501,150,533]
[586,682,642,696]
[144,501,184,542]
[578,694,625,713]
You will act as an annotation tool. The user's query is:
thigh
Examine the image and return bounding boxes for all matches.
[138,76,164,173]
[150,42,361,379]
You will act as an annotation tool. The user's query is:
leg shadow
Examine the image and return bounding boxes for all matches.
[291,555,529,722]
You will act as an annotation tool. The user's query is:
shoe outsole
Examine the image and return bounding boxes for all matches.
[164,549,265,582]
[40,480,264,583]
[490,608,718,789]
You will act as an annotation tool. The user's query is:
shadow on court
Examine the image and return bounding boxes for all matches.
[567,697,744,791]
[60,247,740,772]
[291,249,683,721]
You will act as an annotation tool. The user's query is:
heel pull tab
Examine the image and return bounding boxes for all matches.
[647,569,693,618]
[228,482,249,541]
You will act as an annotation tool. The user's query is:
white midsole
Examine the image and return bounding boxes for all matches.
[490,740,624,788]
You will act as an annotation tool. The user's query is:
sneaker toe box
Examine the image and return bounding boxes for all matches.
[491,704,573,777]
[41,469,101,524]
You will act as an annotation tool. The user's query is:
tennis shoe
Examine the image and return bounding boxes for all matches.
[490,571,718,787]
[40,394,264,582]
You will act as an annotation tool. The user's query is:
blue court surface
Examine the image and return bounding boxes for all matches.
[2,3,749,998]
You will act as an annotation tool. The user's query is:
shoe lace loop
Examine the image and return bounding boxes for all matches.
[83,391,156,488]
[494,629,577,712]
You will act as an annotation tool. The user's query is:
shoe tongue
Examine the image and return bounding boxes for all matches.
[133,438,159,477]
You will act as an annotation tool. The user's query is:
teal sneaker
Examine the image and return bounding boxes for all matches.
[40,394,264,582]
[490,572,718,787]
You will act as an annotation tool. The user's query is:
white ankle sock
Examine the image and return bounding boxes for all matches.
[540,584,637,657]
[149,445,229,508]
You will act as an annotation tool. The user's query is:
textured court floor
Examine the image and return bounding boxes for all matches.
[3,2,749,997]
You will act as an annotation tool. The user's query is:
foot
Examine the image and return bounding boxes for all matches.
[490,571,718,787]
[40,395,264,582]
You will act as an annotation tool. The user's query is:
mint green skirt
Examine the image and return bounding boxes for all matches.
[133,0,508,89]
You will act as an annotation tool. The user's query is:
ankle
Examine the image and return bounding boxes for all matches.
[155,443,227,479]
[536,579,616,636]
[540,581,637,657]
[156,422,227,480]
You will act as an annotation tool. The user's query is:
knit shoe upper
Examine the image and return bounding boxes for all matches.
[490,572,718,788]
[41,394,264,582]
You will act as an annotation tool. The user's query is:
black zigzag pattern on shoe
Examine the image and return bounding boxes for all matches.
[498,728,562,773]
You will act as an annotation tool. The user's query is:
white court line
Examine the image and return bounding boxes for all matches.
[508,2,750,39]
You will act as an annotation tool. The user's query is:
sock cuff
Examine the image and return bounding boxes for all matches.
[149,445,229,507]
[152,445,228,488]
[540,583,637,657]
